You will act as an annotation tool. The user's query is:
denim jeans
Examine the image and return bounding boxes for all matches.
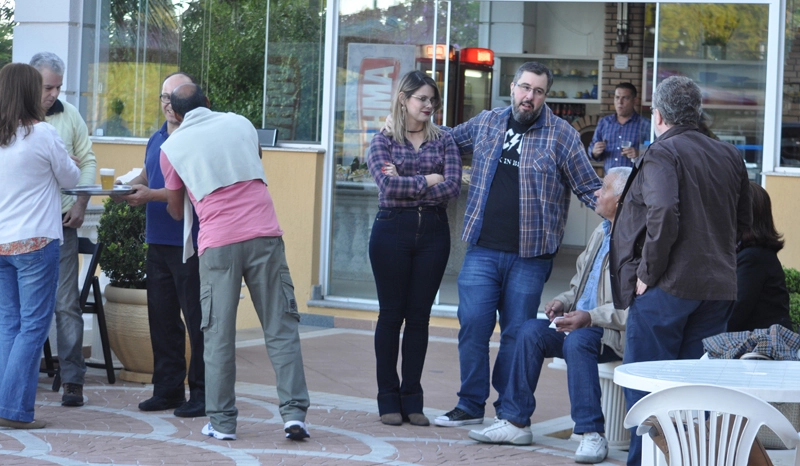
[0,240,60,421]
[500,319,620,433]
[623,286,733,466]
[455,245,553,417]
[147,244,204,401]
[55,226,86,385]
[369,207,450,416]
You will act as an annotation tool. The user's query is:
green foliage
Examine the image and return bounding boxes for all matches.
[785,267,800,332]
[0,1,15,68]
[97,198,148,289]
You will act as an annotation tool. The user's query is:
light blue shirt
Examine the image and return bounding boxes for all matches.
[576,220,611,312]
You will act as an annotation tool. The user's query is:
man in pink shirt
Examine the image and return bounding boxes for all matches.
[161,83,310,442]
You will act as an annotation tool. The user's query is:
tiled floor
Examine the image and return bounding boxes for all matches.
[10,324,628,465]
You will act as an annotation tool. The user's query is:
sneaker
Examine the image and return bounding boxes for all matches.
[575,432,609,464]
[201,422,236,440]
[174,400,206,418]
[138,395,185,412]
[468,419,532,445]
[61,383,84,407]
[434,407,483,427]
[284,420,310,440]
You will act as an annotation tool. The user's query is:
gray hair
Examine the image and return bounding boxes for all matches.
[29,52,65,76]
[652,76,702,127]
[513,62,554,92]
[606,166,632,196]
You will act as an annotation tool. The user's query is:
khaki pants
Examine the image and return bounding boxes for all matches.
[199,236,309,434]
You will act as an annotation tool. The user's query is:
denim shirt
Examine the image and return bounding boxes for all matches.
[576,220,611,311]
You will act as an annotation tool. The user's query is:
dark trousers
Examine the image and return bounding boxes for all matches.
[146,244,205,401]
[623,286,733,466]
[369,207,451,416]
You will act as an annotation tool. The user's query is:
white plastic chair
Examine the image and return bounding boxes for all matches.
[624,384,800,466]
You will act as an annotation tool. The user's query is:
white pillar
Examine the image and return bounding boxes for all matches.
[13,0,85,108]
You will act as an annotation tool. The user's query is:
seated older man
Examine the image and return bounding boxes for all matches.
[469,166,632,464]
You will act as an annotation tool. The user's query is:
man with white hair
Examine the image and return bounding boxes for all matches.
[30,52,97,408]
[470,167,631,464]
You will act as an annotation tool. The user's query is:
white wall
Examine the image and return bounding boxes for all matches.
[534,3,604,57]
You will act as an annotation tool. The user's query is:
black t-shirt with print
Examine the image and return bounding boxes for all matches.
[477,114,535,253]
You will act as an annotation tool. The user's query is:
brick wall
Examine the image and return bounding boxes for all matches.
[600,3,647,115]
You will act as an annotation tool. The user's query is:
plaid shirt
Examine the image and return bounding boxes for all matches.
[589,112,651,173]
[367,131,462,208]
[451,105,601,258]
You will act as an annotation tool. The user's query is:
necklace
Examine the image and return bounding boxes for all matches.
[406,128,424,133]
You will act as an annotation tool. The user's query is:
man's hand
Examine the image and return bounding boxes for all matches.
[123,184,152,207]
[591,141,606,157]
[621,146,638,159]
[554,311,592,332]
[62,199,88,229]
[69,154,81,166]
[382,114,394,134]
[636,278,648,295]
[544,300,565,321]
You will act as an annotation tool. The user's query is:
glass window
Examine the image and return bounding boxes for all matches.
[644,3,769,181]
[327,0,482,303]
[782,0,800,168]
[80,0,324,143]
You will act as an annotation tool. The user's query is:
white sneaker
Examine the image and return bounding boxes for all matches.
[201,422,236,440]
[468,419,532,445]
[284,420,310,440]
[575,432,608,463]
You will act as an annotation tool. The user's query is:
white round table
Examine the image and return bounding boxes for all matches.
[613,359,800,402]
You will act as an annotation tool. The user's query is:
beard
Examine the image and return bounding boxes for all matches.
[511,94,542,125]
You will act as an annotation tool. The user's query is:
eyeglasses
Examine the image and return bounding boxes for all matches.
[160,93,171,104]
[409,94,440,107]
[515,83,546,97]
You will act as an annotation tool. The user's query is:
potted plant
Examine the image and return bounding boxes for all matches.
[96,198,153,382]
[97,198,191,383]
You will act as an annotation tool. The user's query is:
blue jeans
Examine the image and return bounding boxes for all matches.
[623,286,733,466]
[369,207,450,416]
[455,245,553,417]
[501,319,620,433]
[55,226,86,385]
[0,240,60,421]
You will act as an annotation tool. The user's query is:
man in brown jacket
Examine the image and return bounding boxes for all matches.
[609,76,752,466]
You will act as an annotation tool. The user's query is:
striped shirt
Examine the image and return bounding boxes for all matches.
[450,105,601,258]
[367,131,462,208]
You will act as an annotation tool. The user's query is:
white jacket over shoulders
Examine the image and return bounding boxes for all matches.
[0,122,80,245]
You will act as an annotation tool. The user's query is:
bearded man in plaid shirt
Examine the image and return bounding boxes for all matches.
[434,61,602,428]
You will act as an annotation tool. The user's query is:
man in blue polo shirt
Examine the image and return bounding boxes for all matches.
[115,72,204,418]
[588,83,651,173]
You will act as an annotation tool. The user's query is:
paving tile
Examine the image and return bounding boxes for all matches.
[4,326,626,465]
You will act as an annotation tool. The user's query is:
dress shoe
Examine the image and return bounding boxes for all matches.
[380,413,403,425]
[138,395,185,412]
[62,383,84,407]
[0,418,46,429]
[407,413,430,426]
[174,400,206,418]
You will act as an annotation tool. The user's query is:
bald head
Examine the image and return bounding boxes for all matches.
[170,83,209,119]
